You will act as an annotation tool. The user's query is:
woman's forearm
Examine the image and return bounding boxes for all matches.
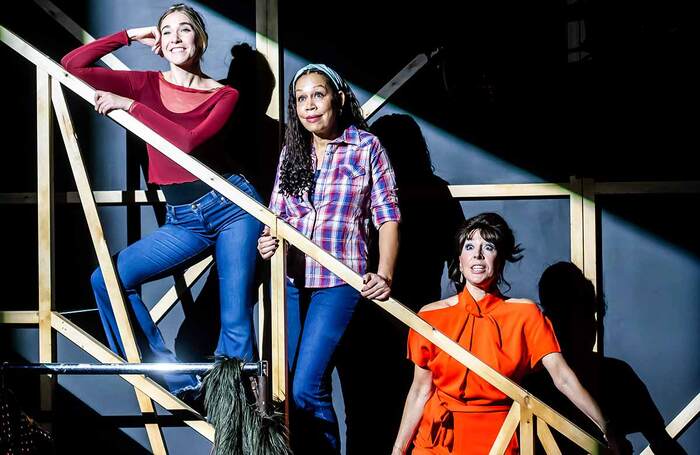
[393,392,428,454]
[543,353,608,432]
[393,366,433,454]
[558,371,607,432]
[377,221,399,282]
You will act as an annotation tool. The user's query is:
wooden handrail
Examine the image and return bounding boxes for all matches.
[0,25,606,452]
[640,392,700,455]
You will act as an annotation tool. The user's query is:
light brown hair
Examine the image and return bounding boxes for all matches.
[158,3,208,59]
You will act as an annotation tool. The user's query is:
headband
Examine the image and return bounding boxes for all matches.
[292,63,346,92]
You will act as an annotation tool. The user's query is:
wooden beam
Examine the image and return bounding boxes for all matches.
[536,418,563,455]
[0,311,40,324]
[51,81,138,366]
[666,392,700,438]
[489,402,520,455]
[37,69,55,415]
[520,400,535,455]
[569,176,584,271]
[5,180,699,205]
[149,256,213,323]
[581,178,601,353]
[51,81,167,454]
[0,193,38,203]
[51,312,214,441]
[33,0,129,70]
[0,190,165,205]
[362,48,441,121]
[526,398,601,454]
[255,0,281,121]
[595,181,700,195]
[257,283,266,362]
[449,183,572,199]
[640,392,700,455]
[270,220,287,401]
[582,178,597,290]
[76,190,166,204]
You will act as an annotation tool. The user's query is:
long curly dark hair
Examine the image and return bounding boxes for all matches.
[279,68,367,197]
[448,212,524,292]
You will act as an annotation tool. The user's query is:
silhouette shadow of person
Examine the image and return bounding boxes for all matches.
[336,113,464,454]
[174,43,280,363]
[525,261,686,454]
[223,42,280,202]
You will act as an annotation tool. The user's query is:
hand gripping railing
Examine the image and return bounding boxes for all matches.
[0,24,608,454]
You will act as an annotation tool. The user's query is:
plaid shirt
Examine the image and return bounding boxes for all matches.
[269,126,401,288]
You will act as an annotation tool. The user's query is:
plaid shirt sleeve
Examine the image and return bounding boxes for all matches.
[268,148,287,217]
[369,137,401,228]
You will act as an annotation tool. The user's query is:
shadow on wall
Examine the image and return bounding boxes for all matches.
[524,261,687,455]
[337,113,465,454]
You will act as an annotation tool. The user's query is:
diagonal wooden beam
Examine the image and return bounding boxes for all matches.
[33,0,128,70]
[640,392,700,455]
[51,80,167,454]
[665,392,700,439]
[149,256,213,324]
[362,48,441,121]
[537,417,563,455]
[489,402,520,455]
[51,312,214,441]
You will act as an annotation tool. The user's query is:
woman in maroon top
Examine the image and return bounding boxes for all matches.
[62,3,263,399]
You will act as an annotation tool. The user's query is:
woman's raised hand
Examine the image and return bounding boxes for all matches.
[94,90,134,115]
[257,226,280,260]
[126,26,162,55]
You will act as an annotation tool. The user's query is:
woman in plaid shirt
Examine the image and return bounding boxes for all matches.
[258,63,401,454]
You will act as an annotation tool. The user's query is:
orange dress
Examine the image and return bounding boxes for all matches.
[407,288,560,454]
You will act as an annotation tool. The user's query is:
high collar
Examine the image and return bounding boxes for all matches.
[459,287,503,317]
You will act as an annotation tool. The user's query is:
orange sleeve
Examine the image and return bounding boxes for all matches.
[407,328,432,368]
[524,307,561,369]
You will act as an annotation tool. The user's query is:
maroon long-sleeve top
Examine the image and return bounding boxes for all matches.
[61,30,239,184]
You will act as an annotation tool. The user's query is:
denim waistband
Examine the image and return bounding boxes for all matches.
[166,174,253,214]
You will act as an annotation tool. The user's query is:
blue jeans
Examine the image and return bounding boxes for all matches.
[90,174,263,393]
[287,282,362,454]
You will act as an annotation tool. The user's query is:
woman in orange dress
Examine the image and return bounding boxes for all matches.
[392,213,617,454]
